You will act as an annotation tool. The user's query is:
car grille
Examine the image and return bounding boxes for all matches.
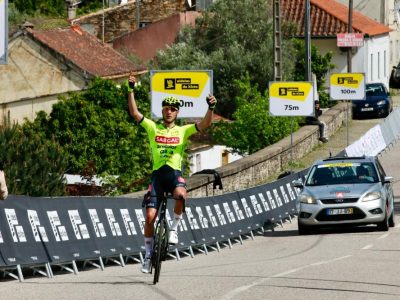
[316,207,366,221]
[320,198,359,204]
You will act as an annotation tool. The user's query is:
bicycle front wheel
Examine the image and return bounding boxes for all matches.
[153,219,166,284]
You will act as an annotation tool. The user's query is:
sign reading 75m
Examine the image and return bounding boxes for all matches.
[269,82,314,117]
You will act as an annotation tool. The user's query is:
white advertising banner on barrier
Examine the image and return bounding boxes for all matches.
[0,0,7,64]
[150,70,213,118]
[345,125,386,157]
[269,81,314,116]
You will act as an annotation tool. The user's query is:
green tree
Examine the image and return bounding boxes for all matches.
[292,39,334,108]
[9,0,66,16]
[210,74,298,155]
[0,124,67,196]
[154,0,296,118]
[22,78,153,194]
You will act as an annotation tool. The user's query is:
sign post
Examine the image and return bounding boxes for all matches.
[150,70,213,119]
[269,81,314,171]
[0,0,8,64]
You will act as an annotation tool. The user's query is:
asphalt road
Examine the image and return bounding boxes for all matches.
[1,99,399,299]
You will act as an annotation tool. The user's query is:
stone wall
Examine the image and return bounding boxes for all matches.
[74,0,186,42]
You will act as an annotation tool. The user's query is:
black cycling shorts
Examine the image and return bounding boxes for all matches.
[143,165,186,209]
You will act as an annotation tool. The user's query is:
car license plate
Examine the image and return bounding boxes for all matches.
[361,107,373,111]
[327,208,353,215]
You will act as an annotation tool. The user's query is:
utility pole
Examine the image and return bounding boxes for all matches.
[136,0,140,29]
[346,0,353,146]
[102,0,105,43]
[273,0,282,81]
[305,0,312,82]
[347,0,353,73]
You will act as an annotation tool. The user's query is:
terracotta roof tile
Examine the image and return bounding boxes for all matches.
[281,0,391,37]
[28,25,144,78]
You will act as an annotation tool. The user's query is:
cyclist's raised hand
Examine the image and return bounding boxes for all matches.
[128,73,136,91]
[206,95,217,111]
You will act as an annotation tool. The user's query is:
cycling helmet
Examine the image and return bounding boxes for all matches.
[162,96,181,110]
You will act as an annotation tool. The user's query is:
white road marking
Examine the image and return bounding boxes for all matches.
[362,244,374,250]
[378,233,390,239]
[220,255,352,300]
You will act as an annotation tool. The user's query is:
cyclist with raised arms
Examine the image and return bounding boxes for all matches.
[126,73,217,273]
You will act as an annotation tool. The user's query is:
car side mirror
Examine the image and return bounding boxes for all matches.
[293,179,304,188]
[384,176,393,183]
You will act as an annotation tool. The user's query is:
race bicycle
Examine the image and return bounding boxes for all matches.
[151,193,172,284]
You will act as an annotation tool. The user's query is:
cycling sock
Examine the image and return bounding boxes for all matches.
[144,237,153,258]
[170,213,182,231]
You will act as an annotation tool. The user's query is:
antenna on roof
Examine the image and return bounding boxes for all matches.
[393,0,400,28]
[186,0,195,9]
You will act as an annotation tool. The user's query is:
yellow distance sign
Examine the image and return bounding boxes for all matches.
[330,73,365,100]
[269,82,314,116]
[150,70,213,118]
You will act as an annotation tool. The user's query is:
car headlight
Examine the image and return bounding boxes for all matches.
[362,191,382,202]
[376,100,386,106]
[299,194,317,204]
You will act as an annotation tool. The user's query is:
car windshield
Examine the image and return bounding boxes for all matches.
[305,162,379,186]
[366,84,386,97]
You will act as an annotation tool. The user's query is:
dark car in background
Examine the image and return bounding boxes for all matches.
[352,82,393,118]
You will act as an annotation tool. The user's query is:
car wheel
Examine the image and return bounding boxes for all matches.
[389,211,395,228]
[377,211,389,231]
[298,221,311,235]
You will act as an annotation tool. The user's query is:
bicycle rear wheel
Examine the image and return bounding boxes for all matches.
[153,219,166,284]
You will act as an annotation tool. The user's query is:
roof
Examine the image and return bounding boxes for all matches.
[27,25,145,78]
[281,0,391,37]
[113,12,201,63]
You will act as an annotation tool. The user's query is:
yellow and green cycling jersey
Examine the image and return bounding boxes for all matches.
[139,117,198,171]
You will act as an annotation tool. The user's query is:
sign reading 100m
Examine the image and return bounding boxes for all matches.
[330,73,365,100]
[269,82,314,117]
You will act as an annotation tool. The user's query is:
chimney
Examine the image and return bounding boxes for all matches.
[21,21,34,30]
[65,0,77,20]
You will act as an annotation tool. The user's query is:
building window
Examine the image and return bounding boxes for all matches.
[384,50,387,77]
[378,52,380,79]
[222,150,229,166]
[139,22,151,28]
[195,154,201,172]
[398,40,400,60]
[370,53,374,81]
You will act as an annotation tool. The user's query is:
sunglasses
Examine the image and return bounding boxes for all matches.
[163,106,179,112]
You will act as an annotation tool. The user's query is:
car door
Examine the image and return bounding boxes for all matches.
[375,158,394,214]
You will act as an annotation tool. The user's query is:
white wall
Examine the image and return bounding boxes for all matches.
[188,145,242,175]
[335,0,400,68]
[313,34,390,89]
[364,35,390,87]
[0,36,88,123]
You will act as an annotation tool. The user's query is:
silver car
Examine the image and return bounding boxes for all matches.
[294,156,395,235]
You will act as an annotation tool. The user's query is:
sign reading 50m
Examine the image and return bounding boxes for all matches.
[269,82,314,116]
[150,70,213,118]
[330,73,365,100]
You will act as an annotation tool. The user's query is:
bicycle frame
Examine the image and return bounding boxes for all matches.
[152,195,170,284]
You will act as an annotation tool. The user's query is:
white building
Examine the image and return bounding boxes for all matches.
[282,0,392,88]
